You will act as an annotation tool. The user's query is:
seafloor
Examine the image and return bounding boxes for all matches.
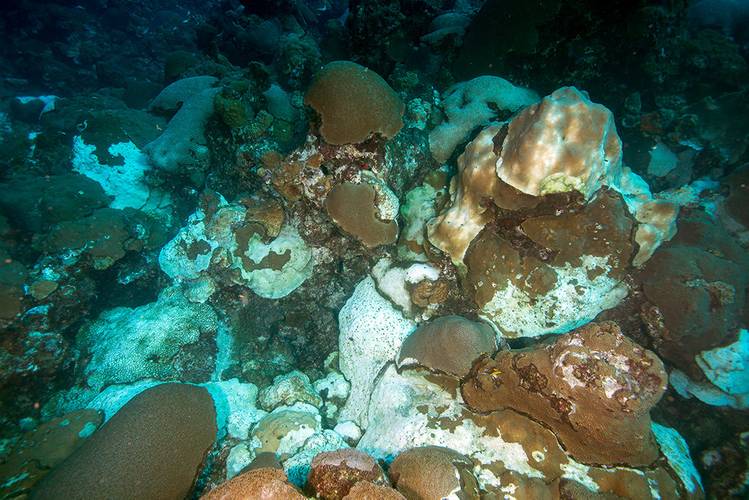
[0,0,747,498]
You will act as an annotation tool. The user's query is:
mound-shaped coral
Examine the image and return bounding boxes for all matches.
[389,446,479,500]
[305,61,404,145]
[641,210,748,378]
[425,87,681,337]
[357,363,693,498]
[307,448,386,500]
[31,383,216,500]
[202,467,305,500]
[462,321,667,466]
[397,315,497,378]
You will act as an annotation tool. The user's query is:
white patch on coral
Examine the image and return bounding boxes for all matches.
[226,443,253,479]
[72,136,172,218]
[79,286,218,391]
[429,76,539,164]
[17,95,58,115]
[86,380,161,421]
[652,422,703,494]
[357,365,543,483]
[670,331,749,410]
[313,371,351,401]
[204,378,266,440]
[338,277,416,428]
[560,461,600,492]
[480,255,628,338]
[257,370,322,411]
[696,329,749,397]
[372,258,441,319]
[239,225,315,299]
[333,421,362,445]
[283,430,350,487]
[211,322,234,381]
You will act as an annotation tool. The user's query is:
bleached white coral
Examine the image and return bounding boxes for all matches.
[337,276,416,428]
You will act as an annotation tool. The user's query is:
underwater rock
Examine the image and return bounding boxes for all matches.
[397,315,497,378]
[201,467,304,500]
[149,75,219,113]
[307,448,386,500]
[35,207,166,271]
[144,87,220,177]
[31,383,216,500]
[462,321,667,466]
[389,446,479,500]
[337,276,416,428]
[429,75,539,164]
[305,61,404,145]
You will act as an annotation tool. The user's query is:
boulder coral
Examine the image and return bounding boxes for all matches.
[389,446,480,500]
[462,321,667,466]
[397,315,497,378]
[425,87,681,337]
[357,363,691,498]
[201,467,305,500]
[31,383,216,500]
[307,448,386,500]
[305,61,404,145]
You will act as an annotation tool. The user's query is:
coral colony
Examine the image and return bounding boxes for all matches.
[1,0,748,498]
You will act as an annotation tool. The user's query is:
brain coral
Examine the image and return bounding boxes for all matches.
[31,383,216,500]
[462,321,667,466]
[305,61,404,145]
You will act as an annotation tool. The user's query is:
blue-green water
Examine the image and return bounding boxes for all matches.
[0,1,747,498]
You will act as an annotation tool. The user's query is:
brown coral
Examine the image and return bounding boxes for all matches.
[342,481,405,499]
[201,467,304,500]
[305,61,404,145]
[325,183,398,248]
[307,449,385,500]
[389,446,479,500]
[31,383,217,500]
[462,321,667,466]
[639,210,749,378]
[397,315,497,378]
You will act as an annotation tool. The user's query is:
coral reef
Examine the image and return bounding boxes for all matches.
[0,1,746,497]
